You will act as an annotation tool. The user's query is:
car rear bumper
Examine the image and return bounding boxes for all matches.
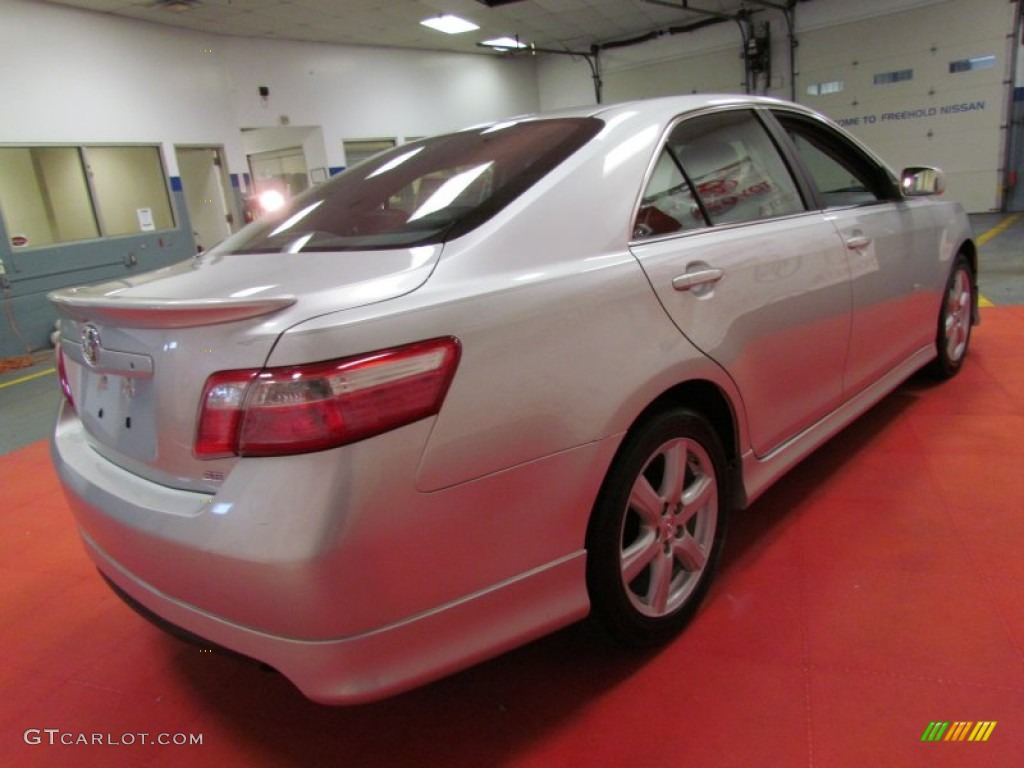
[83,525,587,704]
[51,401,610,703]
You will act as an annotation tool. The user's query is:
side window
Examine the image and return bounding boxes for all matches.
[774,113,898,208]
[634,150,701,239]
[672,109,804,227]
[634,110,804,238]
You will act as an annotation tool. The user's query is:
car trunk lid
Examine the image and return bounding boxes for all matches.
[50,247,440,492]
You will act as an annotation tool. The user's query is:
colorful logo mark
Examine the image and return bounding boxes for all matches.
[921,721,997,742]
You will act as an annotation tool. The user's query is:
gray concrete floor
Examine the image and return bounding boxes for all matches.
[0,212,1020,457]
[972,212,1024,306]
[0,352,60,456]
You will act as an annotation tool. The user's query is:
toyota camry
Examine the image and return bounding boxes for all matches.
[50,94,977,704]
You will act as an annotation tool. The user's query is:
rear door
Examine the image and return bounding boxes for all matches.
[629,107,852,457]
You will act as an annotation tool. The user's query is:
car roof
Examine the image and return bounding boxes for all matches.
[496,93,813,125]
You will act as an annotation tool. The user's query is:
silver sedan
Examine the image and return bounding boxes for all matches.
[50,94,976,704]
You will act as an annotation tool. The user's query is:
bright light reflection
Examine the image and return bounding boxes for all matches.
[604,124,659,174]
[259,189,286,213]
[366,147,425,179]
[230,285,276,298]
[270,201,324,237]
[409,246,437,268]
[596,111,638,139]
[286,234,314,254]
[210,502,232,516]
[409,162,492,222]
[481,120,519,134]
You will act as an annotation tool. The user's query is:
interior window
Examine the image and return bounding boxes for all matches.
[86,146,176,235]
[774,113,897,208]
[0,147,99,248]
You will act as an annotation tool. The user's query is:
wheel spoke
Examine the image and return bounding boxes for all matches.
[679,473,714,525]
[646,550,672,613]
[661,440,687,504]
[673,532,708,572]
[621,531,659,584]
[629,475,663,527]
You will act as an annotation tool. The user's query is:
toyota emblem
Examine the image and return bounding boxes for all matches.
[81,325,101,366]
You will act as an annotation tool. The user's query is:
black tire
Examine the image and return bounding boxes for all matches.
[924,253,974,380]
[585,408,728,648]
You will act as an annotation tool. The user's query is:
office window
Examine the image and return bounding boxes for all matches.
[87,146,175,236]
[0,147,99,248]
[0,144,174,248]
[873,69,913,85]
[949,55,995,73]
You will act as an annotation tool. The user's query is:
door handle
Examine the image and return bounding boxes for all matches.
[672,268,723,292]
[844,234,872,250]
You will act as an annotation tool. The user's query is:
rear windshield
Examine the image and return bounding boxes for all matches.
[221,117,603,254]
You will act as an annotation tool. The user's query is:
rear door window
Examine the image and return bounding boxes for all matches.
[634,109,805,238]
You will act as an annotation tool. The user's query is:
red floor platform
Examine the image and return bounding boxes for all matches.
[2,306,1022,767]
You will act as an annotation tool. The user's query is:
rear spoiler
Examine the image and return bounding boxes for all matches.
[48,292,297,329]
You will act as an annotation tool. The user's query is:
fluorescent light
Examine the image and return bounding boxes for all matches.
[480,36,529,50]
[420,15,480,34]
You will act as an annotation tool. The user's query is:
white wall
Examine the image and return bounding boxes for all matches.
[221,36,539,168]
[0,0,539,181]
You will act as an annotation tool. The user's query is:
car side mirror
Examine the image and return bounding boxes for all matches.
[900,166,946,197]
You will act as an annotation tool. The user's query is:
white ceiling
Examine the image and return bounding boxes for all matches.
[41,0,793,56]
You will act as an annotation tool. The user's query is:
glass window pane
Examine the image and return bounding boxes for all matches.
[774,113,896,207]
[634,149,702,238]
[221,117,602,253]
[873,69,913,85]
[791,135,877,206]
[87,146,175,236]
[669,110,805,226]
[949,55,995,73]
[248,147,309,200]
[0,146,99,248]
[343,138,397,168]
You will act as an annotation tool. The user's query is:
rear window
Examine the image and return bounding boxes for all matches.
[222,117,602,254]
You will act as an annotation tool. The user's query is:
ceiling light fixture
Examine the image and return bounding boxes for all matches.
[479,36,530,51]
[420,15,480,35]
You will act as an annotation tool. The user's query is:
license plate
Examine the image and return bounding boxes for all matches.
[79,370,158,460]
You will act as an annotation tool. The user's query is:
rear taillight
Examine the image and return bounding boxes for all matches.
[194,337,460,458]
[56,345,75,411]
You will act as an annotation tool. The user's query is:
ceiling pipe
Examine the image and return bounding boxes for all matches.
[483,1,808,104]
